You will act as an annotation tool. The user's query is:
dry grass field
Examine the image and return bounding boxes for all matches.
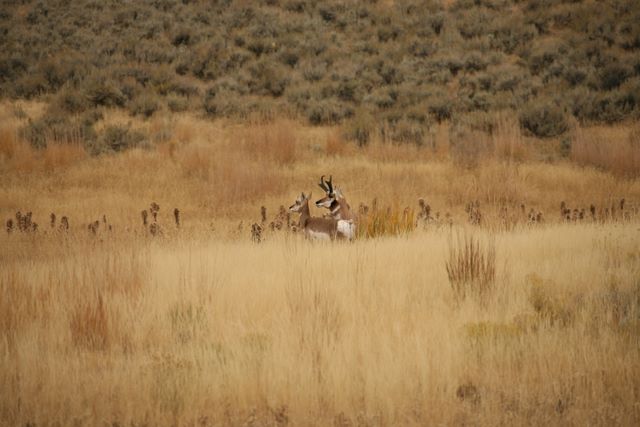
[1,105,640,425]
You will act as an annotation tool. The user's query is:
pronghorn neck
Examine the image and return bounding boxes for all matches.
[298,198,311,227]
[332,195,354,221]
[329,200,341,217]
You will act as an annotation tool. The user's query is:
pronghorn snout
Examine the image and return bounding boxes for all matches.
[315,196,333,208]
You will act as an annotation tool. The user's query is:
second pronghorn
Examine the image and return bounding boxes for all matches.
[315,175,357,239]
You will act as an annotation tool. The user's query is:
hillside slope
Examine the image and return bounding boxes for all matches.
[1,0,639,148]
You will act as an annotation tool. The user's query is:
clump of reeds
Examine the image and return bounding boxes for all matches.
[269,205,291,232]
[416,198,433,226]
[149,223,161,236]
[60,216,69,231]
[527,208,543,224]
[251,223,263,243]
[88,220,99,235]
[50,212,56,228]
[446,233,496,303]
[173,208,180,228]
[260,206,267,224]
[526,274,574,327]
[560,201,570,221]
[456,382,481,405]
[141,209,148,227]
[560,198,636,224]
[150,202,160,222]
[465,201,482,225]
[13,211,37,232]
[357,201,415,238]
[496,204,523,231]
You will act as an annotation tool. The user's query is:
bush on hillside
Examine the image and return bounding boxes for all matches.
[520,101,569,138]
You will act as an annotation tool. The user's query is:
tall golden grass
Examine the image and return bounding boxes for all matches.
[571,123,640,178]
[1,225,639,425]
[1,106,640,425]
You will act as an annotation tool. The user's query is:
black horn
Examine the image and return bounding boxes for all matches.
[318,175,329,192]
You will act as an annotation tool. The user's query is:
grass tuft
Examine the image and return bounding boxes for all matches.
[446,232,496,302]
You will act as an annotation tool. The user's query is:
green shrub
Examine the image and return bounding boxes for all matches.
[336,80,359,103]
[428,96,453,123]
[563,64,592,87]
[490,17,537,54]
[53,87,89,114]
[0,0,639,134]
[599,63,631,90]
[172,28,193,47]
[456,7,492,40]
[168,80,200,98]
[364,88,396,110]
[278,48,300,68]
[13,74,48,98]
[527,38,569,75]
[247,60,289,97]
[384,118,426,146]
[571,86,638,124]
[95,125,146,154]
[299,58,327,82]
[343,109,375,146]
[129,93,160,118]
[520,101,569,138]
[167,94,189,112]
[83,78,126,108]
[20,112,95,149]
[203,88,250,118]
[0,55,28,87]
[306,98,352,125]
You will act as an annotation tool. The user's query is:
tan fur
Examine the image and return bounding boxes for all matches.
[290,192,342,240]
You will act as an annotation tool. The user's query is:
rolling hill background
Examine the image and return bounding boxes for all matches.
[1,0,639,152]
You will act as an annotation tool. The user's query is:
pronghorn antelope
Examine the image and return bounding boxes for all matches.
[289,192,343,240]
[315,175,357,239]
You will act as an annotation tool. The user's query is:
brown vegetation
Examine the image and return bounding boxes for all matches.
[1,0,639,150]
[0,98,639,424]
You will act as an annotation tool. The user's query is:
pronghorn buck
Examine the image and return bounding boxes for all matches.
[289,192,344,241]
[315,175,357,240]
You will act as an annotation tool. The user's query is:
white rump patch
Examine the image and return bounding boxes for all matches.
[306,229,331,241]
[337,220,356,240]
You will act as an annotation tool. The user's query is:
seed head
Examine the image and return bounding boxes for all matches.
[173,208,180,227]
[251,223,263,243]
[149,222,161,236]
[150,202,160,221]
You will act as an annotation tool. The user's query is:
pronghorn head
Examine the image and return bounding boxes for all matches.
[315,175,335,208]
[289,192,311,213]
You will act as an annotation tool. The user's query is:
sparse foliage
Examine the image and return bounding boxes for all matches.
[446,233,496,302]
